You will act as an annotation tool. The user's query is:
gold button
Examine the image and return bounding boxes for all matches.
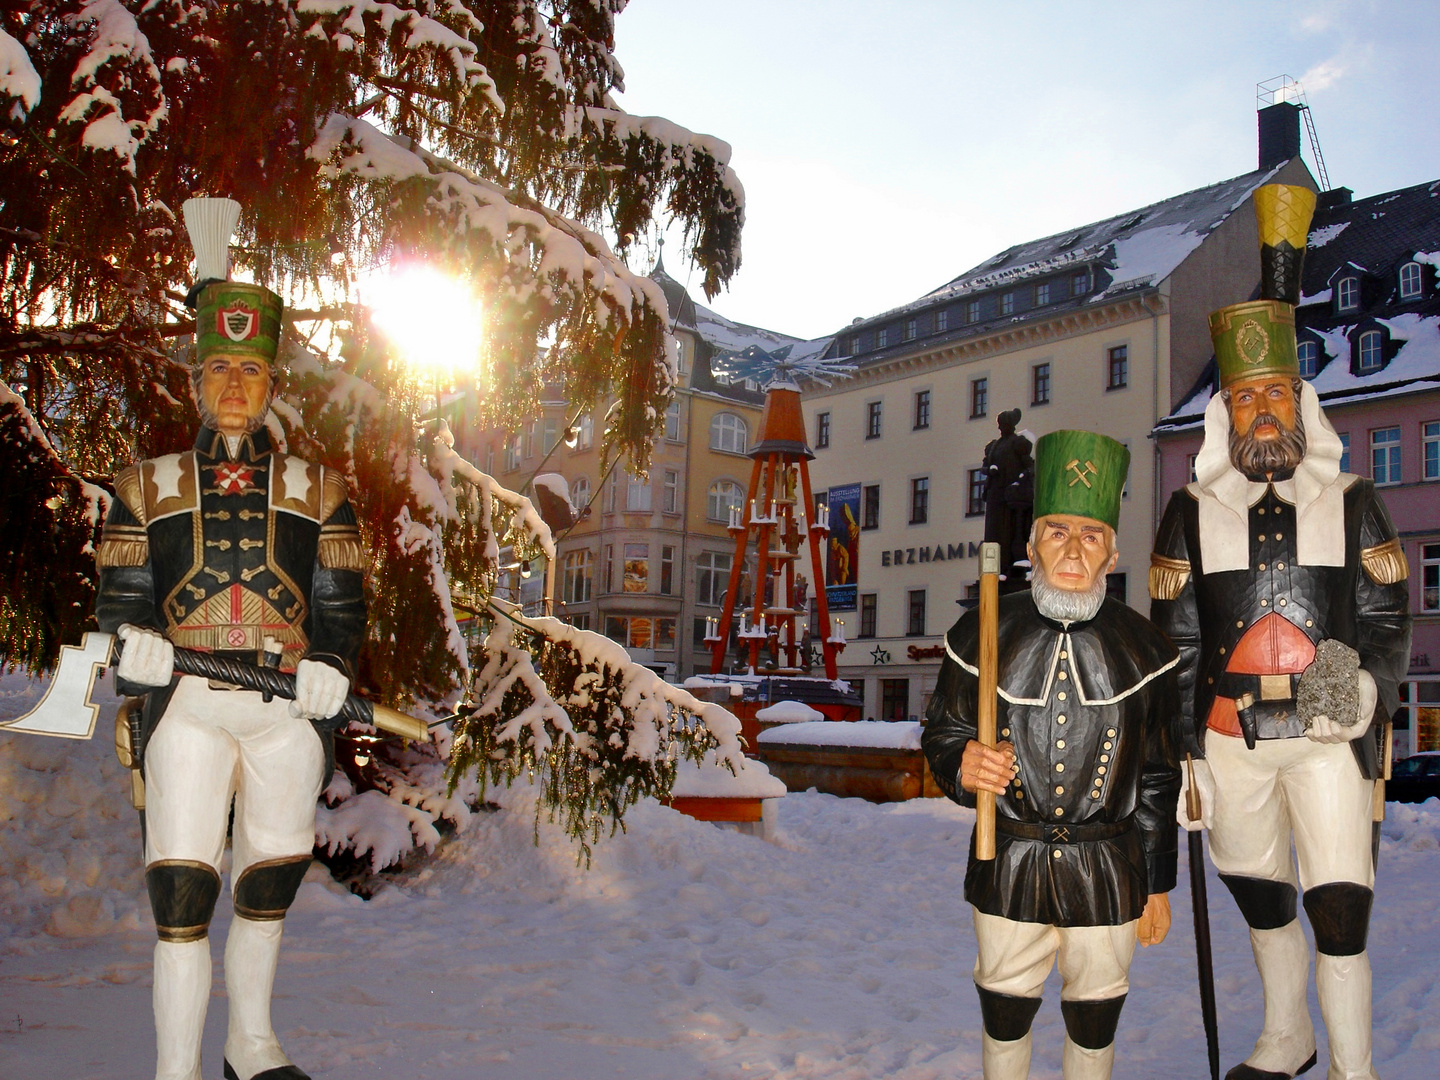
[1306,619,1314,627]
[1058,692,1067,701]
[1098,766,1107,775]
[1237,620,1245,628]
[1107,729,1116,737]
[1103,741,1112,750]
[1057,715,1067,724]
[1055,785,1065,795]
[1058,670,1068,681]
[1056,763,1066,773]
[1279,598,1287,606]
[1260,599,1269,607]
[1059,651,1068,659]
[1259,563,1267,570]
[1274,533,1283,541]
[1100,754,1110,763]
[1053,849,1062,859]
[1001,728,1011,737]
[1090,791,1101,799]
[1207,676,1214,684]
[1054,807,1065,817]
[1258,534,1266,542]
[1258,508,1266,515]
[1219,647,1226,655]
[1278,562,1286,569]
[1056,739,1066,749]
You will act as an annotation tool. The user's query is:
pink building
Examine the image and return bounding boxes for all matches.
[1155,179,1440,757]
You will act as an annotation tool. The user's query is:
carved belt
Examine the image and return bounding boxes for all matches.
[1217,671,1301,705]
[995,817,1133,844]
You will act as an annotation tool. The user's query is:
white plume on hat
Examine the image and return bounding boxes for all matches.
[182,197,241,284]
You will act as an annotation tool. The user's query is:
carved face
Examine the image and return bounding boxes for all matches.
[1225,376,1305,477]
[1027,514,1118,593]
[195,353,273,437]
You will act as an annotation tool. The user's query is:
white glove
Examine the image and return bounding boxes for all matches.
[115,624,175,688]
[1307,669,1377,744]
[290,659,349,720]
[1176,757,1215,832]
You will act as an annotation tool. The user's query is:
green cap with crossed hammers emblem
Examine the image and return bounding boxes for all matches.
[1033,430,1130,531]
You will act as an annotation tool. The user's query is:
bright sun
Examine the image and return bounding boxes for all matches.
[360,264,483,381]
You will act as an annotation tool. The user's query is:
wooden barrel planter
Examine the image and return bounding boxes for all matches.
[757,721,942,803]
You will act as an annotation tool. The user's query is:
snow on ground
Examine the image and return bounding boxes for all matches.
[2,672,1438,1079]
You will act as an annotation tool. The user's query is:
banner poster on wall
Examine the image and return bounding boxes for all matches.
[825,483,861,611]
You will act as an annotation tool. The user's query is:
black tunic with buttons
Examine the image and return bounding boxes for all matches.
[923,594,1182,926]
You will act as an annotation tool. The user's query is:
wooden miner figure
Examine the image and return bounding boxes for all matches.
[1150,184,1410,1080]
[924,431,1182,1080]
[94,198,367,1080]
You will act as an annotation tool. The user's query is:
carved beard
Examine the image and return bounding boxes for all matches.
[1031,562,1109,624]
[190,368,275,435]
[1228,408,1306,479]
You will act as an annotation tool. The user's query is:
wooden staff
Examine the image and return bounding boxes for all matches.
[976,542,1001,861]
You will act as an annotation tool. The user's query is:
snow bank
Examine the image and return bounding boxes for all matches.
[758,720,923,750]
[671,751,786,800]
[756,700,825,724]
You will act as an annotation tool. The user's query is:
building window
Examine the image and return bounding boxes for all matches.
[1297,340,1319,379]
[1400,261,1423,300]
[880,678,909,722]
[859,593,877,638]
[1423,543,1440,611]
[706,479,744,522]
[663,469,679,513]
[1032,362,1051,405]
[866,400,883,439]
[1424,422,1440,481]
[522,425,534,459]
[1371,427,1401,486]
[970,377,988,418]
[696,551,732,606]
[504,436,521,472]
[710,412,748,454]
[660,545,675,595]
[907,590,927,637]
[910,476,929,524]
[1338,432,1350,473]
[815,410,831,449]
[484,443,494,476]
[655,618,676,651]
[1035,282,1050,306]
[576,413,593,449]
[623,543,648,592]
[967,299,980,323]
[862,484,880,530]
[1107,345,1129,390]
[561,550,593,604]
[877,327,889,348]
[1187,453,1198,483]
[848,335,859,356]
[1358,330,1384,373]
[626,471,652,511]
[936,309,948,332]
[603,543,614,591]
[542,417,560,453]
[605,616,656,650]
[570,474,591,513]
[674,337,686,374]
[1336,276,1359,313]
[967,469,986,516]
[665,400,681,441]
[1000,291,1014,316]
[1073,269,1090,295]
[569,613,590,631]
[914,389,931,429]
[904,317,917,341]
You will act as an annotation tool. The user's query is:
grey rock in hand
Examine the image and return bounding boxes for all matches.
[1296,639,1361,730]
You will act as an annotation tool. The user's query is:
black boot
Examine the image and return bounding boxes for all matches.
[223,1062,312,1080]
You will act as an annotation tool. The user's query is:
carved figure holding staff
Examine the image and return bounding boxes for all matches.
[1150,184,1410,1080]
[95,199,368,1080]
[925,431,1181,1080]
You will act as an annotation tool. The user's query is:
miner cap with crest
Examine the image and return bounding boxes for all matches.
[182,197,283,366]
[1032,430,1130,531]
[1209,183,1318,390]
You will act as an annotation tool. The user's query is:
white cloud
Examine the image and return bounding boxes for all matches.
[1299,56,1347,93]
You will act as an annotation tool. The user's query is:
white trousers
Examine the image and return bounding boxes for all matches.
[145,675,326,876]
[1205,733,1374,889]
[973,910,1138,1002]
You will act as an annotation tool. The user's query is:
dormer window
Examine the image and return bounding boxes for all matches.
[1073,269,1090,296]
[1336,276,1360,313]
[1400,261,1423,300]
[1297,339,1319,379]
[1357,329,1384,373]
[1035,282,1050,306]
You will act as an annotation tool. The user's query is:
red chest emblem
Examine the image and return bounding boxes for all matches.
[211,462,257,495]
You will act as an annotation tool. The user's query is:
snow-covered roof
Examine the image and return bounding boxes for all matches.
[1299,181,1440,297]
[650,262,831,362]
[843,163,1290,345]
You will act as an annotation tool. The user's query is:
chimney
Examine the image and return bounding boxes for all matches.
[1258,101,1302,170]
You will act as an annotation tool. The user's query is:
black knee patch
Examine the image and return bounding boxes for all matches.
[1219,874,1298,930]
[233,856,312,921]
[975,985,1043,1042]
[146,861,221,943]
[1302,882,1372,956]
[1061,995,1127,1050]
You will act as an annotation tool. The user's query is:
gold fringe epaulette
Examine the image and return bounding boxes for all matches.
[113,465,147,525]
[1148,553,1191,600]
[1361,538,1408,585]
[320,470,353,521]
[318,531,367,572]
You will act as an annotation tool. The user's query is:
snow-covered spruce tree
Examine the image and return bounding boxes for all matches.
[0,2,746,856]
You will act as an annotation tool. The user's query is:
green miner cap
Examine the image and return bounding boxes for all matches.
[1033,430,1130,531]
[1209,299,1298,390]
[195,281,283,366]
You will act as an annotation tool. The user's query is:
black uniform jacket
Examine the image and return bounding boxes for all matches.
[94,426,368,761]
[924,594,1181,927]
[1150,476,1410,778]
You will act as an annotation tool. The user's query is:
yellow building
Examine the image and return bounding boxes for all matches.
[804,141,1314,721]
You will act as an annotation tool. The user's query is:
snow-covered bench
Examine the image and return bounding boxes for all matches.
[666,750,786,839]
[756,719,940,803]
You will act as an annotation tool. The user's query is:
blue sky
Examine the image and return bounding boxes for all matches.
[612,1,1440,340]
